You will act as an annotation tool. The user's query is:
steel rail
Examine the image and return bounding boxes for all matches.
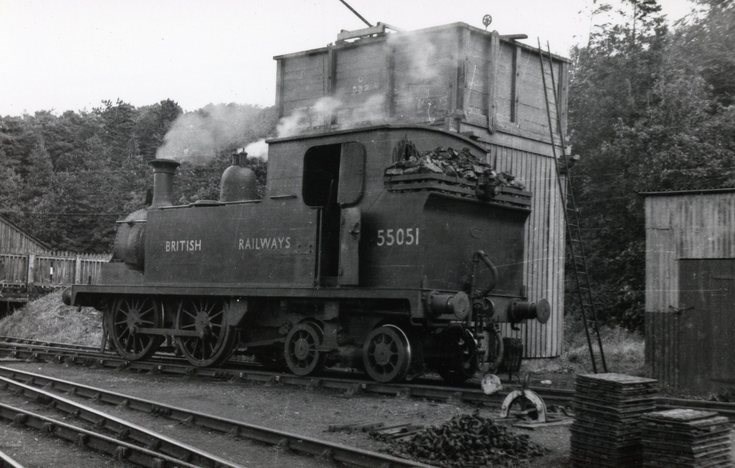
[0,338,575,407]
[0,449,24,468]
[0,366,431,468]
[0,403,200,468]
[5,338,735,420]
[0,375,243,468]
[0,335,98,350]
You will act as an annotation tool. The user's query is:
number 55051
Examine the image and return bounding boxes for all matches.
[376,228,420,246]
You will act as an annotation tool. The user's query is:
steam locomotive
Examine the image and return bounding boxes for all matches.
[65,124,549,383]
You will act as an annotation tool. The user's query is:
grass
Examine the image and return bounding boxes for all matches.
[0,290,103,347]
[524,318,646,377]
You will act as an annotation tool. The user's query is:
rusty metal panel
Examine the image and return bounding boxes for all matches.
[677,258,735,393]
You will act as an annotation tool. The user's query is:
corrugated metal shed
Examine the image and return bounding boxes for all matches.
[644,189,735,390]
[0,215,50,254]
[273,22,568,357]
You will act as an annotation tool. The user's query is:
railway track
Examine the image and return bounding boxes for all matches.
[0,363,429,468]
[0,336,575,407]
[0,372,241,467]
[2,336,735,421]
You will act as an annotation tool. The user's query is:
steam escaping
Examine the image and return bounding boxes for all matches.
[244,138,268,160]
[276,96,344,138]
[387,31,440,82]
[275,93,388,139]
[270,30,453,139]
[156,103,264,164]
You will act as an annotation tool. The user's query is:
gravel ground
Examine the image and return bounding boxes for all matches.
[0,361,571,467]
[0,422,129,468]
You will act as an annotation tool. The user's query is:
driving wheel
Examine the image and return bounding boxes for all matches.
[175,298,237,367]
[362,324,411,383]
[284,322,324,376]
[436,326,479,385]
[106,296,163,361]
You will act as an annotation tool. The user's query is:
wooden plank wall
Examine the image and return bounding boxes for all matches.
[0,254,29,285]
[0,218,48,254]
[644,191,735,385]
[390,28,458,124]
[275,23,568,144]
[0,252,109,288]
[495,145,565,358]
[279,53,327,117]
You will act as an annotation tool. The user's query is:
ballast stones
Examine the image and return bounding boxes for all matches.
[641,409,732,467]
[570,373,658,467]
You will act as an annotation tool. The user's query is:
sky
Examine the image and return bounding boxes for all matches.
[0,0,696,115]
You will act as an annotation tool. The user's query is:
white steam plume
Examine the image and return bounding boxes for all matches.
[244,138,268,160]
[156,103,262,163]
[387,32,440,82]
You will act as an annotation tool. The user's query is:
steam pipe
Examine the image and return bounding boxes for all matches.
[149,159,180,208]
[471,250,498,297]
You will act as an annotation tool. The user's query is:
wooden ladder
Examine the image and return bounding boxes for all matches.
[537,39,608,373]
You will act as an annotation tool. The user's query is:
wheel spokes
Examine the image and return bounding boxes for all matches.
[175,299,235,367]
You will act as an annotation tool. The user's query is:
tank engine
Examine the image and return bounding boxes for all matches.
[65,124,549,383]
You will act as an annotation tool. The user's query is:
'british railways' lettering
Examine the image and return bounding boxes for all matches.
[239,237,291,250]
[165,240,202,252]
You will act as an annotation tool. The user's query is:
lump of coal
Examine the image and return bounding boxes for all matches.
[385,141,526,192]
[376,413,547,467]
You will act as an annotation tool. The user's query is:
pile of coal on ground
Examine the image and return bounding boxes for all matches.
[0,290,101,346]
[378,412,547,467]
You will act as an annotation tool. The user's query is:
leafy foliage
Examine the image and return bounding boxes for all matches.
[0,100,275,253]
[568,0,735,330]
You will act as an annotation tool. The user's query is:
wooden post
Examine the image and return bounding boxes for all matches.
[558,60,569,137]
[74,255,82,284]
[326,46,338,126]
[275,59,284,119]
[326,46,337,95]
[385,41,395,120]
[452,26,471,131]
[511,45,522,123]
[26,254,35,289]
[486,31,500,133]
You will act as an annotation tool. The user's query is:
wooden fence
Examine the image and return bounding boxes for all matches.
[0,251,110,289]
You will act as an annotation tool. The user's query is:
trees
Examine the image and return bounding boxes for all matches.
[0,101,275,253]
[568,0,735,330]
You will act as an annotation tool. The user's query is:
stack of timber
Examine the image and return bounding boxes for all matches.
[570,373,658,467]
[641,409,732,467]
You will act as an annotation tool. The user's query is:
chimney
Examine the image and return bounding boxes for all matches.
[233,151,248,167]
[148,159,180,208]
